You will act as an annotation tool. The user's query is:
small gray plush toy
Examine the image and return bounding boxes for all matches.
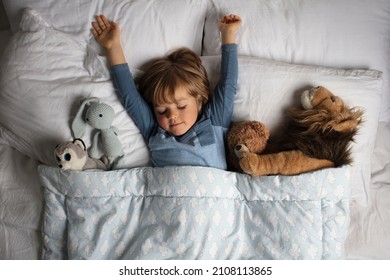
[54,138,108,171]
[72,97,124,168]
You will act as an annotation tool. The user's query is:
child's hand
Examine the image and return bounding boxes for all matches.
[91,15,126,65]
[219,14,242,45]
[92,15,121,50]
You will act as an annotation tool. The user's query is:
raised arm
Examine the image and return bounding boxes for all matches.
[91,15,126,66]
[209,15,241,127]
[91,15,155,139]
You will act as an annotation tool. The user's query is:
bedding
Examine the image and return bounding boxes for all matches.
[0,0,389,260]
[0,9,382,206]
[39,165,350,260]
[0,129,42,260]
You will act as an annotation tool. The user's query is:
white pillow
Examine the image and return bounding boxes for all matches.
[202,0,390,122]
[201,56,382,207]
[2,0,208,69]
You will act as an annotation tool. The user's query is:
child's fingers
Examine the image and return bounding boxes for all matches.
[231,15,241,22]
[96,15,105,28]
[94,15,106,33]
[95,15,115,36]
[220,15,229,23]
[101,15,112,29]
[220,14,241,24]
[110,21,118,29]
[91,27,101,40]
[97,15,112,32]
[233,15,242,24]
[92,21,102,35]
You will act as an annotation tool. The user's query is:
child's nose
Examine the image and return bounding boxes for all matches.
[167,110,178,122]
[168,109,177,119]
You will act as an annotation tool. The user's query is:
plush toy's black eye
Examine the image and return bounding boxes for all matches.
[64,153,71,161]
[99,114,103,117]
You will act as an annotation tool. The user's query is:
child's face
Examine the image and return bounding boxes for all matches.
[154,86,202,136]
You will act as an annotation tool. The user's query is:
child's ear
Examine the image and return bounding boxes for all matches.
[198,102,202,112]
[197,96,204,111]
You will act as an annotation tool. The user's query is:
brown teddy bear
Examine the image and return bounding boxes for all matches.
[226,120,270,172]
[229,86,363,176]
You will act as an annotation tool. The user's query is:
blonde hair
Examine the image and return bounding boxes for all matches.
[138,48,210,107]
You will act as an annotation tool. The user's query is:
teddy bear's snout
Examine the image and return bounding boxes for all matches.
[234,144,250,159]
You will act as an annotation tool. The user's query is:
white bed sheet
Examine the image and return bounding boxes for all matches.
[0,136,42,259]
[0,29,41,260]
[346,122,390,258]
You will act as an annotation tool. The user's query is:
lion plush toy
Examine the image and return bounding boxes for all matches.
[233,86,364,176]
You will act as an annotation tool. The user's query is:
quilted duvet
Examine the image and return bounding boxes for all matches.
[38,165,350,260]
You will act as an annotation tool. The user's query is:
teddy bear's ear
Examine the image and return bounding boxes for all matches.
[73,138,86,150]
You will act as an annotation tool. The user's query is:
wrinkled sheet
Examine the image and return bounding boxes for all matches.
[345,122,390,259]
[39,165,350,260]
[0,128,42,259]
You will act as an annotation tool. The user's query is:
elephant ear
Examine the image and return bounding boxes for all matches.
[71,97,100,138]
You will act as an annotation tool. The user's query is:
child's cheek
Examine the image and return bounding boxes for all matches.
[156,115,168,129]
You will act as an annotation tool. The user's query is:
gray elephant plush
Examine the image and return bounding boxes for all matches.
[72,97,124,168]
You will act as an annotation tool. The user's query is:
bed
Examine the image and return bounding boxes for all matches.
[0,0,389,260]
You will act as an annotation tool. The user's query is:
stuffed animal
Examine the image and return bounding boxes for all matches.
[233,86,364,176]
[226,120,270,172]
[54,138,108,171]
[72,97,124,168]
